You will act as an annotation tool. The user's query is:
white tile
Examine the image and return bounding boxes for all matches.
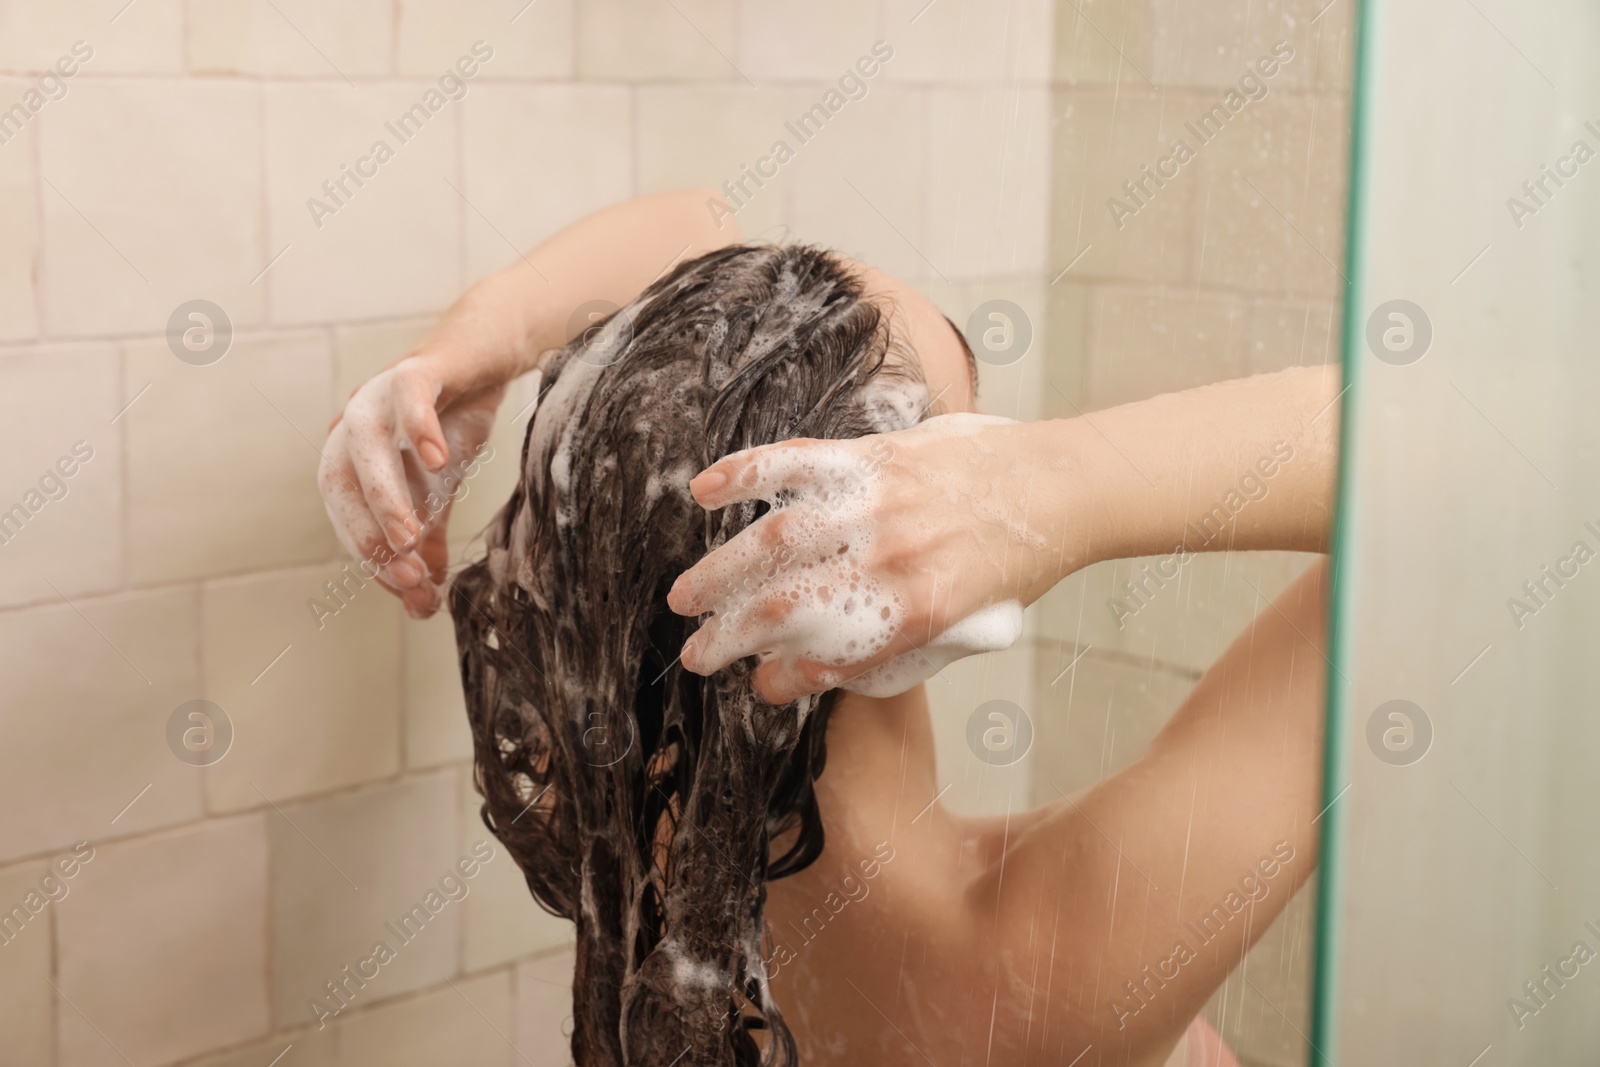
[1035,552,1319,676]
[123,331,336,585]
[333,317,432,403]
[459,770,572,971]
[184,1027,336,1067]
[925,87,1052,281]
[269,773,462,1028]
[0,2,183,75]
[0,588,204,864]
[880,0,1054,84]
[736,0,882,80]
[787,86,932,284]
[1052,0,1157,87]
[0,860,56,1066]
[576,0,738,81]
[40,78,263,336]
[398,0,575,80]
[1310,1,1357,93]
[264,82,463,324]
[1027,651,1197,802]
[1083,285,1247,408]
[1147,0,1311,91]
[925,639,1038,818]
[55,817,271,1067]
[1208,886,1315,1066]
[202,565,402,812]
[1047,89,1200,286]
[1041,280,1092,413]
[916,276,1051,422]
[335,971,515,1066]
[462,85,631,282]
[405,611,471,768]
[189,0,394,77]
[0,80,37,342]
[1242,298,1340,373]
[0,344,121,607]
[636,86,806,243]
[1191,90,1350,298]
[515,950,576,1066]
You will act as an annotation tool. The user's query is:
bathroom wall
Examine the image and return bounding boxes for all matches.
[1029,1,1355,1064]
[0,2,1058,1065]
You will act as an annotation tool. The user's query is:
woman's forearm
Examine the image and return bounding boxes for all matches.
[1038,365,1342,575]
[671,365,1342,699]
[409,189,742,403]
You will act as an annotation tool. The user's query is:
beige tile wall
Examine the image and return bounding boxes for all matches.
[0,0,1348,1060]
[0,1,1064,1064]
[1038,1,1354,1064]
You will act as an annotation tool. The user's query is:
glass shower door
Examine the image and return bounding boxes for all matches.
[1316,0,1600,1062]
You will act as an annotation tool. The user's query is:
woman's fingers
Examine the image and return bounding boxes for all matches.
[672,439,880,614]
[323,399,431,585]
[675,435,905,687]
[319,452,427,588]
[338,382,436,569]
[667,509,794,616]
[350,442,427,571]
[680,582,805,675]
[317,354,488,616]
[400,580,442,618]
[750,655,841,705]
[391,365,449,471]
[401,509,453,619]
[670,416,1040,700]
[748,640,912,704]
[319,446,387,562]
[688,439,829,509]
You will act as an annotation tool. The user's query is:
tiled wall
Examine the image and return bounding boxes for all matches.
[1,0,1355,1062]
[0,2,1059,1065]
[1032,2,1355,1065]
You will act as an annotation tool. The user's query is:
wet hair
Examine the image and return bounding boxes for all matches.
[450,245,928,1066]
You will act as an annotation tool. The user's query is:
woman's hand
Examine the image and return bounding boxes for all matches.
[665,365,1341,703]
[666,415,1077,703]
[319,353,504,619]
[315,190,747,619]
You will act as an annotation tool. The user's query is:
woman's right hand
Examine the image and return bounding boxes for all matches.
[666,414,1081,702]
[318,352,505,619]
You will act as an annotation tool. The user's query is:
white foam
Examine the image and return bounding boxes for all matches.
[844,600,1023,698]
[661,936,726,993]
[699,411,1026,698]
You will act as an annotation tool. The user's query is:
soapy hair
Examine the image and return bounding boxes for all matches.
[449,245,927,1066]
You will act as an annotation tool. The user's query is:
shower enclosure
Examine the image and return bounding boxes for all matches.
[1314,0,1600,1062]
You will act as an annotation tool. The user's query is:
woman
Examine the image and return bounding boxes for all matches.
[319,190,1337,1066]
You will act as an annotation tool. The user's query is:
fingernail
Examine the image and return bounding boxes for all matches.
[666,579,691,614]
[692,469,727,497]
[390,556,423,586]
[419,440,446,470]
[387,520,419,548]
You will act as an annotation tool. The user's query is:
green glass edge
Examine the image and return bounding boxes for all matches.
[1308,0,1376,1061]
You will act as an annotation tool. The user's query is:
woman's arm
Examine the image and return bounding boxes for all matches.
[1043,364,1340,566]
[970,560,1328,1058]
[671,364,1341,701]
[318,190,740,617]
[404,188,742,405]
